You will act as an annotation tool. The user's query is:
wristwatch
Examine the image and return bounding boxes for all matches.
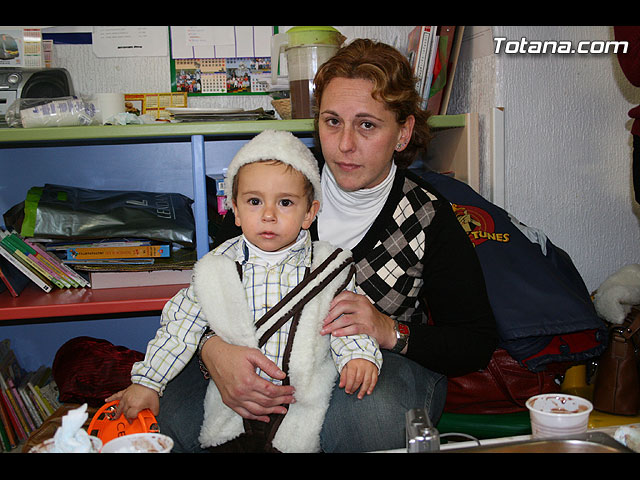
[197,328,218,379]
[391,320,410,353]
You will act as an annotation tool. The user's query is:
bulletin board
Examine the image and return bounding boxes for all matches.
[169,26,275,97]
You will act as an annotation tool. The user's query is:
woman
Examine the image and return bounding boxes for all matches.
[157,39,498,453]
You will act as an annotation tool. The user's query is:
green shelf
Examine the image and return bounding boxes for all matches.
[0,115,465,145]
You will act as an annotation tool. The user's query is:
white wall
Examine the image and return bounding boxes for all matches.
[50,26,415,111]
[449,25,640,293]
[50,25,639,292]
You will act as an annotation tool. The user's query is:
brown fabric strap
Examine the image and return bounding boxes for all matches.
[232,246,353,350]
[257,257,354,348]
[260,258,353,448]
[274,260,355,378]
[232,246,353,448]
[255,247,344,331]
[257,266,310,347]
[263,308,303,447]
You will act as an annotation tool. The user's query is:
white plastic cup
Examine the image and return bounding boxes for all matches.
[93,93,125,124]
[526,394,593,438]
[101,433,173,453]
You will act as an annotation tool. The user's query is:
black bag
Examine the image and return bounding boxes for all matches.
[4,184,195,246]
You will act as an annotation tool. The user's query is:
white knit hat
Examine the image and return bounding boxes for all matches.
[224,129,321,211]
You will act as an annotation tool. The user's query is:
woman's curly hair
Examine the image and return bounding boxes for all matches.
[313,38,433,168]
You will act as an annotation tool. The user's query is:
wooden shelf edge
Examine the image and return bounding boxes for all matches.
[0,119,316,144]
[0,115,464,145]
[428,113,467,129]
[0,283,187,321]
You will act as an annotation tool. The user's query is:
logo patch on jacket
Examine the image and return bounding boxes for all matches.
[452,203,510,247]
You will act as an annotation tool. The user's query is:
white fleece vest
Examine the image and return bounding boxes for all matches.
[193,241,353,452]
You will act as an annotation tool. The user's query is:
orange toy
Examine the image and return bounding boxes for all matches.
[88,400,159,443]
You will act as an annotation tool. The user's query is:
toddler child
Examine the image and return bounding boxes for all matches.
[107,130,382,452]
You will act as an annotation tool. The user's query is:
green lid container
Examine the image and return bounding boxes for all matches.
[285,26,345,46]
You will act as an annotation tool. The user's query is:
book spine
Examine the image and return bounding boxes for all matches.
[415,26,433,95]
[25,239,90,288]
[27,382,52,418]
[0,242,52,293]
[0,266,20,297]
[0,381,27,441]
[421,27,440,107]
[34,384,58,414]
[18,386,43,428]
[6,378,35,433]
[0,412,12,451]
[0,398,17,449]
[13,249,66,289]
[0,390,23,443]
[67,244,171,260]
[44,240,152,251]
[3,383,31,437]
[0,232,68,288]
[31,253,73,287]
[23,386,46,424]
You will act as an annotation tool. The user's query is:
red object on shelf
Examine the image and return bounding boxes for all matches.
[0,283,187,321]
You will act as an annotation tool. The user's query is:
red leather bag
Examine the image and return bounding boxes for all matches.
[444,348,569,414]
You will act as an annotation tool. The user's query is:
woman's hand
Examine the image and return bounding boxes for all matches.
[321,291,397,350]
[200,335,296,422]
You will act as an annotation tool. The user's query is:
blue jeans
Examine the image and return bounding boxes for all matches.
[320,351,446,452]
[156,356,209,453]
[157,351,447,453]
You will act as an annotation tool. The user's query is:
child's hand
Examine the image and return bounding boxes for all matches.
[105,383,159,421]
[339,358,379,399]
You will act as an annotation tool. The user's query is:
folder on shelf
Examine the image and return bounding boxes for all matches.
[0,256,30,297]
[0,241,52,293]
[23,238,89,288]
[0,230,88,292]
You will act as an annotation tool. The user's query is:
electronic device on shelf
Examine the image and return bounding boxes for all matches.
[0,67,74,124]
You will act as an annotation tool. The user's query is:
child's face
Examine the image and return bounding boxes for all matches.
[233,161,320,252]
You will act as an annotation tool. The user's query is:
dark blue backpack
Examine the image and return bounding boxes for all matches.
[422,171,607,372]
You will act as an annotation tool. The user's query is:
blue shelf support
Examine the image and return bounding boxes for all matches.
[191,135,209,259]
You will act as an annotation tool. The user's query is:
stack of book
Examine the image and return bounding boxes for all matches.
[406,26,465,115]
[46,239,195,290]
[59,240,171,264]
[0,229,89,296]
[0,229,195,294]
[0,339,61,451]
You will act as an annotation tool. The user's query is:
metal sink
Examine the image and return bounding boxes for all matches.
[443,431,633,453]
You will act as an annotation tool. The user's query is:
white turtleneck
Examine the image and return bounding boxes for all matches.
[242,229,309,266]
[318,163,397,250]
